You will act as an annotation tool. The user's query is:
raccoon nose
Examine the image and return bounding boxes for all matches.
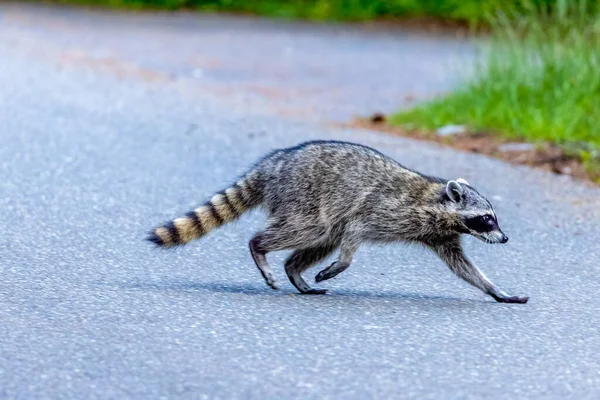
[500,235,509,243]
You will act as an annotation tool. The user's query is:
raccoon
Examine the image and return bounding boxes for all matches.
[147,140,528,304]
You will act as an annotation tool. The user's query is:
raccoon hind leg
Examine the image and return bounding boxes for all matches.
[249,220,333,292]
[284,244,338,294]
[249,237,278,290]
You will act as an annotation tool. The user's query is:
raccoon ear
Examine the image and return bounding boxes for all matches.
[446,180,464,203]
[456,178,470,185]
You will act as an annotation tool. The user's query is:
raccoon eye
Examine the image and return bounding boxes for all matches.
[481,215,493,224]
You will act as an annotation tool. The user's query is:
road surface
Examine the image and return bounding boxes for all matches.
[1,3,599,399]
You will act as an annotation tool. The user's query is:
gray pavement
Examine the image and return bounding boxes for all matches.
[1,3,599,399]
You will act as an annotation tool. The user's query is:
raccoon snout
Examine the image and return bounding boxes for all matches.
[500,234,509,244]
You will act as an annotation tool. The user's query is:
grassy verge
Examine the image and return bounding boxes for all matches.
[389,0,600,181]
[31,1,560,26]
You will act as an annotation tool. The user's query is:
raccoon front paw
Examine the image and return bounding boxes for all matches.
[492,294,529,304]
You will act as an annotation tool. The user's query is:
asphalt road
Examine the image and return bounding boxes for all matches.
[1,3,599,399]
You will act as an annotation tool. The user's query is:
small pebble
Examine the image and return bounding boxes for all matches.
[370,113,386,123]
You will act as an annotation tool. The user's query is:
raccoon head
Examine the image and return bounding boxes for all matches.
[445,178,508,244]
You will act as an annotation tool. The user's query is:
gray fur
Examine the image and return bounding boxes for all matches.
[148,140,528,304]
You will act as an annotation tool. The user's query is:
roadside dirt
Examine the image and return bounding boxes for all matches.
[348,114,597,185]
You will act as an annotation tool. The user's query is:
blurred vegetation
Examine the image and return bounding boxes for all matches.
[41,0,600,178]
[390,0,600,178]
[40,1,599,26]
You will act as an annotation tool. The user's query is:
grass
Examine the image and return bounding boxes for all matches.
[32,1,567,26]
[390,0,600,176]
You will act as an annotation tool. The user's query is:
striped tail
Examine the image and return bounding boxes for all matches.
[146,175,262,248]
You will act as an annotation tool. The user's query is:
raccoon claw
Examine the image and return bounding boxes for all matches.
[492,294,529,304]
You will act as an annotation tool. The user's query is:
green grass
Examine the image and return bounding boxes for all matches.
[390,0,600,165]
[34,1,576,26]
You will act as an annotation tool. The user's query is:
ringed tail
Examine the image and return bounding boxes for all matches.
[146,174,262,248]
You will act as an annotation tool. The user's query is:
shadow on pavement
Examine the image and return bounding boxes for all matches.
[119,280,487,304]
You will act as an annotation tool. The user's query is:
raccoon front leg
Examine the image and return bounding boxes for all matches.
[429,237,528,304]
[285,245,338,294]
[315,236,359,283]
